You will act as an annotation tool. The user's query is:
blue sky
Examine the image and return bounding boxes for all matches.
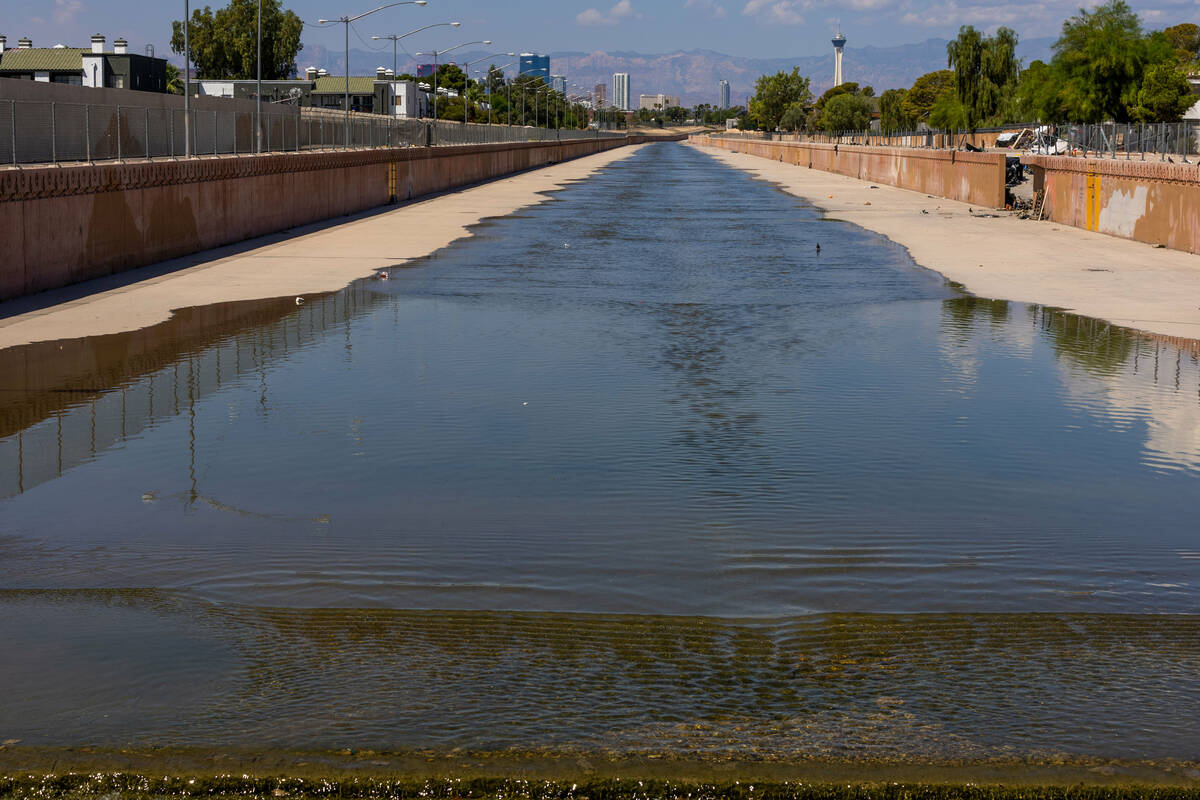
[4,0,1193,63]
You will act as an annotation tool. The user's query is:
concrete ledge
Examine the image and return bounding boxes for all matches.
[1023,154,1200,254]
[690,134,1006,209]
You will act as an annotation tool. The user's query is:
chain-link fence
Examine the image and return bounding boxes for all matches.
[712,121,1200,160]
[0,98,625,165]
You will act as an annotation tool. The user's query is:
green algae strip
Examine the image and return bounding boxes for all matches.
[2,749,1200,798]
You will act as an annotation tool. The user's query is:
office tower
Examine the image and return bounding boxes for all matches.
[719,79,730,109]
[612,72,630,111]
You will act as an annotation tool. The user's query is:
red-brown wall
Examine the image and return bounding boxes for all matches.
[690,134,1007,209]
[1023,154,1200,255]
[0,134,678,302]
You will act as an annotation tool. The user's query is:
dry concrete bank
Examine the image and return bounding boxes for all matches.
[0,145,647,350]
[692,142,1200,342]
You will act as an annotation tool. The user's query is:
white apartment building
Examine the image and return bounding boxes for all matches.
[612,72,630,111]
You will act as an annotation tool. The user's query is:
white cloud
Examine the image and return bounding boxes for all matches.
[742,0,807,25]
[685,0,729,18]
[577,0,639,26]
[52,0,84,24]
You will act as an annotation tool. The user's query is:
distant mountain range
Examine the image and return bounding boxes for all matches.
[296,38,1055,107]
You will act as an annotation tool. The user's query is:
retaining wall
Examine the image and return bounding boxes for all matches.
[691,134,1007,209]
[1023,154,1200,255]
[0,134,676,302]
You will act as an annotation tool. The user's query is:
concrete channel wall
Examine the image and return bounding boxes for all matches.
[1023,154,1200,255]
[0,133,679,302]
[691,134,1007,209]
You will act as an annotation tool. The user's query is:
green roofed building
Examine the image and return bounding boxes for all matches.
[0,34,168,92]
[196,67,430,118]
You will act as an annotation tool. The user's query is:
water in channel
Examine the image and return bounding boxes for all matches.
[2,142,1199,764]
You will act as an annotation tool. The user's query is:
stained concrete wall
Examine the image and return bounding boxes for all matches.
[0,134,677,302]
[691,134,1006,209]
[1023,154,1200,255]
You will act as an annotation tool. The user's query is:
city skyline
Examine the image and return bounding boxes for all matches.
[3,0,1193,76]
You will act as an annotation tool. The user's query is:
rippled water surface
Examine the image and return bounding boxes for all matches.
[2,143,1199,761]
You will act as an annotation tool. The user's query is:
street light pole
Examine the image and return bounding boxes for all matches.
[184,0,191,157]
[372,21,460,79]
[318,1,427,149]
[256,0,262,153]
[415,39,490,139]
[460,52,513,127]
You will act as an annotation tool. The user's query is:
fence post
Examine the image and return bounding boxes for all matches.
[117,105,122,162]
[169,108,175,158]
[85,103,91,162]
[11,100,16,165]
[51,102,57,163]
[145,107,150,159]
[213,111,218,156]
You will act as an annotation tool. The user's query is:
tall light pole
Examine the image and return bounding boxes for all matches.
[461,52,513,124]
[318,0,427,149]
[415,39,490,137]
[372,20,459,78]
[183,0,191,157]
[256,0,262,153]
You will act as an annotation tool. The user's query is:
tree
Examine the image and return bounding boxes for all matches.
[1052,0,1164,122]
[903,70,955,122]
[170,0,303,80]
[879,88,916,132]
[748,68,813,131]
[165,62,184,95]
[928,89,968,129]
[819,92,872,132]
[779,102,808,131]
[946,25,1019,130]
[1014,59,1066,121]
[1162,22,1200,65]
[1132,61,1196,120]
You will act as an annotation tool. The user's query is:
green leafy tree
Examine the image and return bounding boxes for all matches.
[1132,61,1196,120]
[879,88,916,132]
[165,62,184,94]
[815,81,861,110]
[946,25,1019,130]
[779,102,808,131]
[1162,22,1200,65]
[903,70,955,122]
[1014,59,1066,121]
[748,68,813,131]
[435,63,466,95]
[928,89,968,129]
[819,92,872,132]
[170,0,303,80]
[1052,0,1169,122]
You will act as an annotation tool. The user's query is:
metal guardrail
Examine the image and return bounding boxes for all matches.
[712,121,1200,160]
[0,98,625,166]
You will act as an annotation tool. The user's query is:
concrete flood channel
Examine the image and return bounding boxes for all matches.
[2,143,1200,796]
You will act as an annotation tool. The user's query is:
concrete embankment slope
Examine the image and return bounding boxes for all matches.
[690,141,1200,342]
[0,133,683,303]
[0,144,653,348]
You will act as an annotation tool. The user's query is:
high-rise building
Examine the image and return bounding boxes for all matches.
[551,74,567,94]
[519,53,550,80]
[718,79,730,109]
[593,82,607,108]
[832,28,847,87]
[638,93,680,110]
[612,72,630,111]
